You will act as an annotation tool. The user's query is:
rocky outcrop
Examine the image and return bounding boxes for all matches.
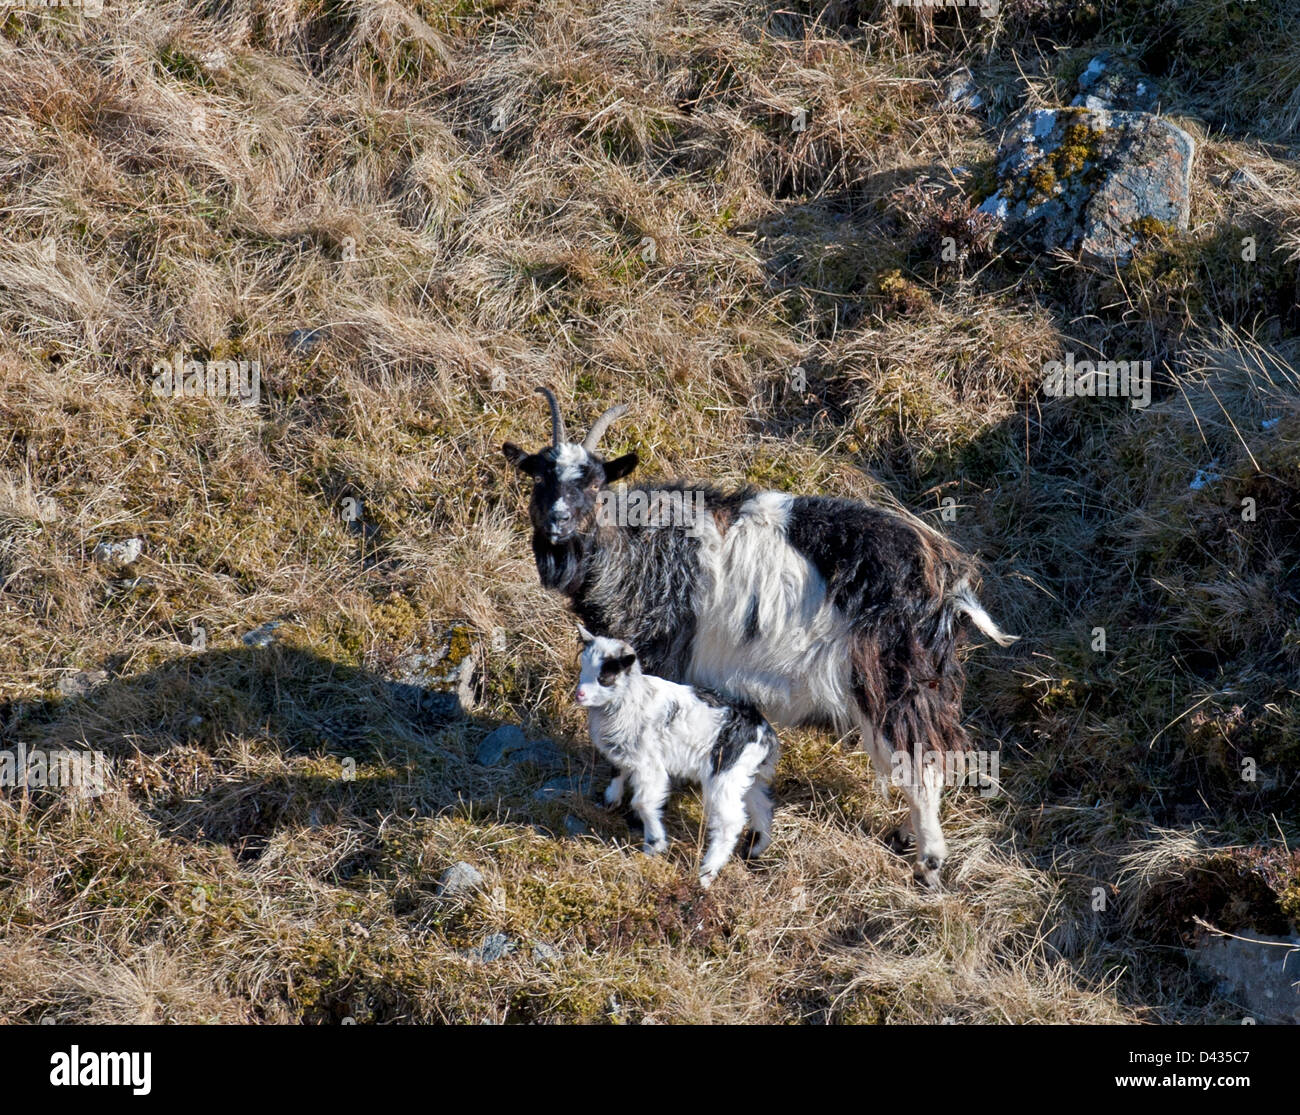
[978,105,1194,263]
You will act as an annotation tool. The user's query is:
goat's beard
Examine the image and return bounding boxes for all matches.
[532,529,589,596]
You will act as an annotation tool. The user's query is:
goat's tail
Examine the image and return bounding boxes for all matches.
[949,581,1018,647]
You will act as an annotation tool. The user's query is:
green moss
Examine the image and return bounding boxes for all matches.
[875,268,932,316]
[158,47,213,88]
[1005,112,1107,209]
[1111,221,1298,331]
[1124,215,1176,246]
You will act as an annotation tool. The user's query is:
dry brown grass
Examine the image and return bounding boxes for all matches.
[0,0,1296,1024]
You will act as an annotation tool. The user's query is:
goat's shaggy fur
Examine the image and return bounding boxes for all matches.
[505,388,1016,886]
[576,627,779,888]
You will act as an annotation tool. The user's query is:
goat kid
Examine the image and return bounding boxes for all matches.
[575,626,779,888]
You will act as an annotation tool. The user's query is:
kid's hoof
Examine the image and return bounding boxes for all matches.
[739,829,769,860]
[642,839,668,857]
[912,854,942,890]
[698,871,717,889]
[885,826,916,856]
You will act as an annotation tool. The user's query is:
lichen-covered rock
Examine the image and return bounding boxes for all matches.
[388,622,478,719]
[92,537,144,567]
[945,67,983,110]
[241,620,282,647]
[978,106,1193,263]
[1070,54,1159,113]
[531,941,562,965]
[56,669,108,698]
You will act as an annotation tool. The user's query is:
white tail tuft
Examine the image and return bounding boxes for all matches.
[953,587,1018,647]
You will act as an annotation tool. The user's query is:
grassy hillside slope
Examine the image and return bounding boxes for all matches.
[0,0,1297,1023]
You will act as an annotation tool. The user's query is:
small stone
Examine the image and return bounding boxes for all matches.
[468,933,515,963]
[1078,56,1108,91]
[1071,54,1158,113]
[509,741,565,769]
[437,861,484,898]
[1228,167,1264,192]
[200,49,230,74]
[56,670,108,698]
[945,69,983,110]
[531,942,562,965]
[563,814,589,836]
[533,775,592,803]
[946,69,975,103]
[242,621,282,647]
[475,724,527,765]
[285,327,328,354]
[92,538,144,567]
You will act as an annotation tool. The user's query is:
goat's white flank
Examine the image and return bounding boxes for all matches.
[575,627,779,887]
[689,491,854,730]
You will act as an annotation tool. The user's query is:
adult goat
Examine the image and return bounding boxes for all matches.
[503,387,1015,886]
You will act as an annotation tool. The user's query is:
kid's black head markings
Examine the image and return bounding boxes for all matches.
[598,653,637,686]
[575,626,640,708]
[502,387,639,544]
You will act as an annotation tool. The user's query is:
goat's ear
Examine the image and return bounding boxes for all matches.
[503,442,540,477]
[614,653,637,674]
[602,452,638,483]
[576,624,596,646]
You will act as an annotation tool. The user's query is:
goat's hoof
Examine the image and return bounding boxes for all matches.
[885,826,916,856]
[698,871,717,889]
[912,854,943,890]
[739,830,770,860]
[642,839,668,857]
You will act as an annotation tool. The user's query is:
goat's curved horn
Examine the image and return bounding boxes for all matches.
[582,403,628,452]
[535,386,566,446]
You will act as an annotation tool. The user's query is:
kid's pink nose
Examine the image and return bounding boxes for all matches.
[575,686,588,704]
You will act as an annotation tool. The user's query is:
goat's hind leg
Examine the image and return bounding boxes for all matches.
[740,734,779,860]
[740,783,774,860]
[898,749,947,889]
[699,771,749,888]
[850,710,915,856]
[702,748,759,888]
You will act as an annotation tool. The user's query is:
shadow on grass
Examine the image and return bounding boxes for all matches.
[0,644,636,872]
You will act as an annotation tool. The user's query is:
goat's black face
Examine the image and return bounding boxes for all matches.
[502,441,638,544]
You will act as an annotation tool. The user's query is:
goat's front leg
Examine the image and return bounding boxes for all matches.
[630,769,670,856]
[603,770,626,808]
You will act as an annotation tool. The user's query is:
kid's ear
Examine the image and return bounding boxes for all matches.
[614,653,637,674]
[503,443,541,477]
[602,452,638,483]
[577,624,596,645]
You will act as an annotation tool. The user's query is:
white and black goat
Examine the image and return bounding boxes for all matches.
[575,625,779,888]
[504,387,1016,887]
